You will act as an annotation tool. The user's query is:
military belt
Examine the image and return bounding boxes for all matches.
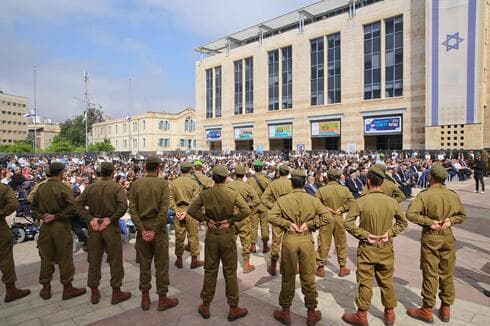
[360,241,391,248]
[423,228,452,235]
[207,227,234,235]
[285,231,311,236]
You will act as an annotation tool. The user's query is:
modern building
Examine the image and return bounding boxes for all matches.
[89,107,197,153]
[0,91,29,145]
[195,0,489,151]
[28,122,61,149]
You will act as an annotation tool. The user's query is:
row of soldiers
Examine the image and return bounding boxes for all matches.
[0,158,465,326]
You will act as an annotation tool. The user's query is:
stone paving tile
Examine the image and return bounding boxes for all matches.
[72,305,125,326]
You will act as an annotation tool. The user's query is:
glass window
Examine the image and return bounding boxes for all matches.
[282,46,293,109]
[214,66,222,117]
[234,60,243,115]
[327,32,341,103]
[268,50,279,111]
[245,57,254,113]
[364,21,381,99]
[310,37,324,105]
[205,69,213,118]
[385,15,403,97]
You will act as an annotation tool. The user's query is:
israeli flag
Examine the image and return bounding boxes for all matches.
[426,0,480,126]
[125,115,131,122]
[23,111,35,119]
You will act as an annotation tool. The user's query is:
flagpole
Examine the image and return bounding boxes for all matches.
[33,65,37,153]
[128,77,132,154]
[84,71,89,152]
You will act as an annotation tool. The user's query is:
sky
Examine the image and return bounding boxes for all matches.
[0,0,310,122]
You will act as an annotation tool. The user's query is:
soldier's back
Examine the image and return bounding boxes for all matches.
[415,185,462,221]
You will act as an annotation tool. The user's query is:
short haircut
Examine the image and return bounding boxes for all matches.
[279,170,289,177]
[367,171,383,187]
[101,169,112,177]
[146,163,159,172]
[253,166,263,172]
[327,175,337,182]
[181,167,191,174]
[212,174,226,184]
[291,176,306,189]
[235,173,244,179]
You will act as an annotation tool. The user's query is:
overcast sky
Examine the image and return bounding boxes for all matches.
[0,0,309,122]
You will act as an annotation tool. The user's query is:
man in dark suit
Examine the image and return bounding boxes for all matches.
[304,175,318,196]
[345,169,362,198]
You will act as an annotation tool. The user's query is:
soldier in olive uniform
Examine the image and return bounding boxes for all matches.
[268,169,334,326]
[0,183,31,302]
[261,164,292,275]
[247,160,271,253]
[228,166,260,274]
[187,165,250,322]
[316,170,355,278]
[342,167,407,326]
[169,162,204,269]
[129,156,178,311]
[361,164,406,203]
[406,165,466,323]
[31,162,86,300]
[193,160,214,189]
[76,162,131,305]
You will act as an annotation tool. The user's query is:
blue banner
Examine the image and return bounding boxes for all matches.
[206,129,222,140]
[364,116,402,134]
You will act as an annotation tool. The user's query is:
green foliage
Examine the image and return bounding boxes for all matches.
[88,139,115,152]
[58,107,104,147]
[47,136,75,153]
[0,141,34,153]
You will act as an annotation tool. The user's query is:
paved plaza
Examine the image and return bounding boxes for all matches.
[1,178,489,326]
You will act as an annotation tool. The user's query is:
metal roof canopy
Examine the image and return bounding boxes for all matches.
[195,0,351,55]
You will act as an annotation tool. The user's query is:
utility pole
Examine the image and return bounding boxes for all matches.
[84,71,89,152]
[33,65,37,153]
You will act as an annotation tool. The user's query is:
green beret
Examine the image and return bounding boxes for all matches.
[430,164,448,180]
[49,162,65,174]
[291,169,306,177]
[194,160,203,167]
[101,162,114,172]
[235,166,247,175]
[327,170,338,178]
[368,166,385,179]
[373,163,387,172]
[146,156,161,166]
[180,162,193,169]
[278,164,290,173]
[212,164,229,177]
[253,160,264,167]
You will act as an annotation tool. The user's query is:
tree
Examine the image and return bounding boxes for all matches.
[58,107,104,148]
[0,141,34,153]
[47,136,75,153]
[88,139,115,153]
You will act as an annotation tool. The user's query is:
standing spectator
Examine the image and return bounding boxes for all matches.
[304,175,318,196]
[473,155,486,193]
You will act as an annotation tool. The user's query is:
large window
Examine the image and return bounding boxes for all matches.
[282,46,293,109]
[184,116,195,132]
[159,120,170,130]
[245,57,254,113]
[214,66,222,117]
[364,22,381,99]
[205,69,213,118]
[310,37,324,106]
[159,138,170,147]
[268,50,279,111]
[234,60,243,115]
[385,15,403,97]
[327,32,341,103]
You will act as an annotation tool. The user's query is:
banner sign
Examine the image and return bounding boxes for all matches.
[364,116,402,135]
[234,127,253,140]
[269,124,292,139]
[206,129,222,140]
[311,120,340,137]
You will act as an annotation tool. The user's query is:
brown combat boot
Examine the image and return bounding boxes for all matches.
[250,243,257,253]
[228,305,248,321]
[262,239,270,253]
[39,282,51,300]
[90,287,100,304]
[273,307,291,325]
[111,287,131,304]
[158,293,179,311]
[316,266,325,277]
[243,259,256,274]
[307,309,322,326]
[4,283,30,303]
[198,303,210,319]
[175,256,183,269]
[439,304,450,322]
[384,307,395,326]
[338,266,351,277]
[62,283,86,300]
[141,291,150,310]
[267,259,277,276]
[406,304,434,323]
[190,256,204,269]
[342,309,369,326]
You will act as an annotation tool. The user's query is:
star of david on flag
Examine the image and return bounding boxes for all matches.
[442,32,464,51]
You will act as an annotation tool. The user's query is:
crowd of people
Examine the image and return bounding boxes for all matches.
[0,149,488,325]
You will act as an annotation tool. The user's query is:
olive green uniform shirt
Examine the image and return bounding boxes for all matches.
[169,174,200,211]
[316,181,355,212]
[227,179,260,211]
[31,179,76,223]
[247,173,270,197]
[361,179,406,203]
[193,171,214,190]
[261,177,292,210]
[344,190,407,240]
[75,177,128,222]
[0,184,19,230]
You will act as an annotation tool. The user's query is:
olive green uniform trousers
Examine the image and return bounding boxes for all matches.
[234,216,252,260]
[420,232,456,307]
[355,243,397,310]
[279,232,318,309]
[173,208,200,257]
[316,215,348,267]
[0,228,16,284]
[38,222,75,285]
[270,225,284,261]
[201,228,239,306]
[250,206,269,243]
[87,224,124,288]
[135,223,169,294]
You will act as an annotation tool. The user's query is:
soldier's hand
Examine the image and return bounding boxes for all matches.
[43,214,55,224]
[289,223,300,233]
[299,223,309,233]
[218,220,230,229]
[99,218,111,231]
[207,220,218,230]
[90,218,100,231]
[379,232,389,243]
[441,218,451,229]
[430,220,442,230]
[367,234,379,244]
[177,212,187,221]
[142,231,155,242]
